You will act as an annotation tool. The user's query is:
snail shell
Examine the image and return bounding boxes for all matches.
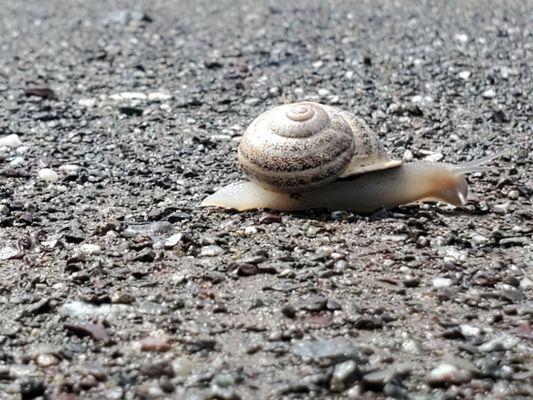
[237,102,401,193]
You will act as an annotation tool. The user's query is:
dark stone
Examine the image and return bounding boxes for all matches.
[20,379,45,400]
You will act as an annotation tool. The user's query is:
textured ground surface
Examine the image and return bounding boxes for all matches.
[0,0,532,399]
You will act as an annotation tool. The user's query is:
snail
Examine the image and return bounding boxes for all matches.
[201,102,500,213]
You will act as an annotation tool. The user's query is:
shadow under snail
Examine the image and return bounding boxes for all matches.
[201,101,500,213]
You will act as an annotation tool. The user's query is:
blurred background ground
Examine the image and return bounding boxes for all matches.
[0,1,531,399]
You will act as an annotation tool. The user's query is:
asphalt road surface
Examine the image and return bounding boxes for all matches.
[0,0,531,399]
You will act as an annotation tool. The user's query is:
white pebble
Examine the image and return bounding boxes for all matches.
[493,202,511,214]
[269,86,281,96]
[36,354,59,367]
[172,357,194,376]
[244,97,260,106]
[9,157,25,167]
[460,324,481,337]
[507,190,519,200]
[0,134,23,148]
[61,301,131,318]
[209,134,231,143]
[244,226,257,235]
[458,71,471,80]
[424,153,444,163]
[38,168,59,182]
[329,95,341,104]
[427,363,471,384]
[80,243,102,255]
[109,92,147,101]
[200,245,224,257]
[148,92,172,102]
[470,233,489,244]
[16,145,29,154]
[318,88,330,97]
[411,95,433,104]
[78,98,97,107]
[432,277,452,288]
[228,124,243,132]
[500,67,516,79]
[520,277,532,289]
[443,247,467,263]
[164,233,184,248]
[482,88,496,99]
[402,150,414,162]
[58,164,80,174]
[0,245,21,261]
[455,33,469,43]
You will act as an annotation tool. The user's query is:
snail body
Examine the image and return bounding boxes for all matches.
[202,102,498,213]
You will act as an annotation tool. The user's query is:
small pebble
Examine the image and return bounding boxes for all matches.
[109,92,147,101]
[164,233,184,248]
[36,354,59,367]
[292,338,366,365]
[432,277,452,288]
[427,363,472,385]
[0,134,23,148]
[9,156,25,166]
[401,339,424,354]
[493,202,511,214]
[281,304,297,319]
[402,149,414,161]
[363,364,411,388]
[200,245,225,257]
[0,245,24,260]
[210,373,239,400]
[318,88,330,97]
[519,277,532,289]
[458,70,471,80]
[347,385,362,398]
[455,33,469,42]
[148,92,172,102]
[172,357,194,376]
[424,152,444,162]
[58,164,81,175]
[507,190,519,200]
[80,243,102,255]
[78,98,97,107]
[482,88,496,98]
[330,360,358,392]
[244,226,257,235]
[269,86,281,96]
[443,247,467,263]
[61,301,132,318]
[460,324,481,337]
[136,337,171,352]
[210,134,231,142]
[478,336,519,352]
[38,168,59,182]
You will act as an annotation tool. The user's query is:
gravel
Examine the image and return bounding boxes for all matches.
[0,0,531,399]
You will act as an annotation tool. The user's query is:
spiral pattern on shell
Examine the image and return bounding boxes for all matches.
[237,101,400,194]
[237,102,356,193]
